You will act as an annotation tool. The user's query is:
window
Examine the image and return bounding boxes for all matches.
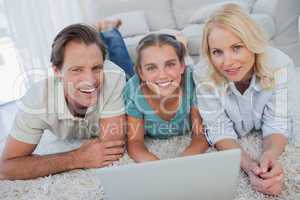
[0,0,26,105]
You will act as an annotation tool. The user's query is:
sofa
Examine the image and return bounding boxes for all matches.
[80,0,300,64]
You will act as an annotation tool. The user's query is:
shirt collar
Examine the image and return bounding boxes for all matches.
[226,74,261,95]
[57,81,74,120]
[56,80,97,120]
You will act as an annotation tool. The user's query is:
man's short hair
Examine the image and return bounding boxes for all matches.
[50,23,106,70]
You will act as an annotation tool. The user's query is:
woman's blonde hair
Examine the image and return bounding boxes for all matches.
[202,3,274,89]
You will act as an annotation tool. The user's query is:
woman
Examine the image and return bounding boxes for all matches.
[125,34,209,162]
[194,4,294,195]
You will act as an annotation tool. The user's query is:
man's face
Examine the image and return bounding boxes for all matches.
[53,41,104,110]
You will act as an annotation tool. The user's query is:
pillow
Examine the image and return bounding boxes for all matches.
[108,11,150,38]
[189,1,250,24]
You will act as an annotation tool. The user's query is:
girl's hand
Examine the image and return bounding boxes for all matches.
[180,134,208,157]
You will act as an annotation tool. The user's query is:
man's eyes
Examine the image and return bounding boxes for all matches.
[72,68,82,72]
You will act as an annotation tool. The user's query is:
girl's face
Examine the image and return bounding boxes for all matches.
[208,26,255,82]
[138,44,185,97]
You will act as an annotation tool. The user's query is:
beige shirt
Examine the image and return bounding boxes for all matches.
[10,60,126,144]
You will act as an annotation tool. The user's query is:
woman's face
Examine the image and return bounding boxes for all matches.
[208,26,255,82]
[138,44,185,97]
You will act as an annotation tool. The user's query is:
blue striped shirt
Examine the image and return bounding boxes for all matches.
[193,47,294,145]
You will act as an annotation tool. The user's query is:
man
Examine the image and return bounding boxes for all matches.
[0,23,126,180]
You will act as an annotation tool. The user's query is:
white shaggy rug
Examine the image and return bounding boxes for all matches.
[0,68,299,200]
[0,132,299,200]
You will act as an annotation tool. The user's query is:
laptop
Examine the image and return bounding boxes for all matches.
[96,149,241,200]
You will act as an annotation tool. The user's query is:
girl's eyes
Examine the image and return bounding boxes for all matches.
[145,63,176,71]
[146,66,156,71]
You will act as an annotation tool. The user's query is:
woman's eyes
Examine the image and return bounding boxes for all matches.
[233,45,243,51]
[212,49,223,56]
[211,45,243,55]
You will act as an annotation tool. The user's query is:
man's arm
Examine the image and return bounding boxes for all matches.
[214,138,257,174]
[0,136,124,180]
[99,114,126,142]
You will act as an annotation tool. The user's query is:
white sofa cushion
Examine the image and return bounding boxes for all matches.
[151,28,181,36]
[108,11,150,37]
[189,1,250,24]
[172,0,256,29]
[124,28,181,61]
[252,0,300,45]
[181,24,204,56]
[82,0,176,32]
[250,13,276,40]
[181,13,276,56]
[124,35,145,62]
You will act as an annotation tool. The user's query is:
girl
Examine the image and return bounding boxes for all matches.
[194,4,294,195]
[125,33,208,162]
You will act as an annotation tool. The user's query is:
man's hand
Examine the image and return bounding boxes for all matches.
[75,139,125,169]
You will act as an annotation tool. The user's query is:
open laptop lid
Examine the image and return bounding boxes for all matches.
[96,149,241,200]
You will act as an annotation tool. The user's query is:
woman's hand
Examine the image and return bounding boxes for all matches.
[258,151,284,179]
[247,158,284,196]
[215,138,284,195]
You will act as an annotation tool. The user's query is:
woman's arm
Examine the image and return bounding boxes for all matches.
[258,134,287,179]
[127,116,159,162]
[181,107,209,156]
[215,138,284,195]
[262,134,288,160]
[215,138,258,174]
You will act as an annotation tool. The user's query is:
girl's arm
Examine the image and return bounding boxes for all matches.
[127,115,159,162]
[181,107,209,156]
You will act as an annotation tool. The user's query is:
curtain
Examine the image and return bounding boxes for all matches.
[3,0,85,88]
